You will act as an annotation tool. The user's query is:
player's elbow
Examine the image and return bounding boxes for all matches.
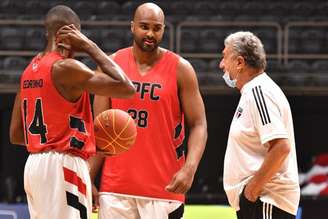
[269,138,291,157]
[199,120,208,140]
[9,124,16,144]
[126,82,136,97]
[190,118,208,139]
[204,125,208,141]
[9,129,20,145]
[278,139,291,155]
[280,142,291,156]
[121,81,136,98]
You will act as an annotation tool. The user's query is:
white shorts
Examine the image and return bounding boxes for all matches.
[24,151,92,219]
[98,193,184,219]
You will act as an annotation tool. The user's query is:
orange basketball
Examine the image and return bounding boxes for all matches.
[94,109,137,155]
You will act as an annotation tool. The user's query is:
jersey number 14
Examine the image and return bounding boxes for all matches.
[23,98,47,145]
[23,98,87,147]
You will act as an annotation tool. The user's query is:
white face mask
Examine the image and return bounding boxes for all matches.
[222,71,237,88]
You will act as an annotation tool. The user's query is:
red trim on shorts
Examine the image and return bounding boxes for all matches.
[63,167,86,196]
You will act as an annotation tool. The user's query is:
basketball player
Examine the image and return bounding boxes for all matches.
[9,5,135,219]
[89,2,207,219]
[220,31,300,219]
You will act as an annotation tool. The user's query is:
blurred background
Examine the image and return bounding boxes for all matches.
[0,0,328,218]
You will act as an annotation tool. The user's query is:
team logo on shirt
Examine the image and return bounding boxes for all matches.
[32,63,38,72]
[132,81,162,101]
[235,107,243,119]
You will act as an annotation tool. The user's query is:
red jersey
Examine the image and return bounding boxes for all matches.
[20,52,95,160]
[100,48,185,202]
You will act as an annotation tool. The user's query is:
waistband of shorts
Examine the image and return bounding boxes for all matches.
[98,192,184,204]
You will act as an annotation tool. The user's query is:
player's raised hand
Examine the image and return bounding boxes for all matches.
[56,24,93,52]
[165,165,195,194]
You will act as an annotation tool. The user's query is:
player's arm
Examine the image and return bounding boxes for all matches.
[55,25,135,97]
[53,58,134,99]
[88,93,111,211]
[244,138,290,202]
[244,90,291,201]
[88,150,105,211]
[166,58,208,194]
[9,89,25,146]
[89,91,111,176]
[89,86,111,178]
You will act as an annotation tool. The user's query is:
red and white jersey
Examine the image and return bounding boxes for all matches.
[20,52,95,160]
[100,47,185,202]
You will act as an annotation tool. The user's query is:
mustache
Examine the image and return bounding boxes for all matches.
[143,37,156,43]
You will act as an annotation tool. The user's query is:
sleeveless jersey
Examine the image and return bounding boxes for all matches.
[100,47,185,202]
[20,52,95,160]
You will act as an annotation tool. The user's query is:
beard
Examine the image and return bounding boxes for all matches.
[133,35,161,52]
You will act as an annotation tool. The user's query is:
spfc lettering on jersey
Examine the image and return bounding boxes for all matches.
[235,106,243,119]
[133,81,162,101]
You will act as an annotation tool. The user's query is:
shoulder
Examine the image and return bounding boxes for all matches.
[158,48,195,82]
[176,56,199,89]
[109,53,116,59]
[243,74,272,97]
[245,82,283,119]
[53,58,86,70]
[52,58,92,85]
[53,58,88,76]
[111,47,132,59]
[177,56,195,76]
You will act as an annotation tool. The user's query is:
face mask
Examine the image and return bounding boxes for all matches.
[222,71,237,88]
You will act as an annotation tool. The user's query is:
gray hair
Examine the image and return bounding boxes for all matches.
[224,31,266,70]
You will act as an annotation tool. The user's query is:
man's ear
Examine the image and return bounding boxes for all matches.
[130,21,134,33]
[236,56,245,67]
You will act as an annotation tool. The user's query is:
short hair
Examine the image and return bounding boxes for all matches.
[44,5,80,36]
[224,31,266,70]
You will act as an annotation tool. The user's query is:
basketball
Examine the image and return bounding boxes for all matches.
[94,109,137,155]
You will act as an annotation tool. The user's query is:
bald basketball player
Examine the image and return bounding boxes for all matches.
[9,5,134,219]
[89,2,208,219]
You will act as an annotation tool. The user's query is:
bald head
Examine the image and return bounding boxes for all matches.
[131,3,165,52]
[133,3,164,24]
[45,5,80,37]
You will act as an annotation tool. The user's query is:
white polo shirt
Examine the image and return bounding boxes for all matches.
[223,73,300,215]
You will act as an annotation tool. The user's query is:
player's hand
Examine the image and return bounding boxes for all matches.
[56,24,93,52]
[244,178,262,202]
[165,165,195,194]
[92,184,100,213]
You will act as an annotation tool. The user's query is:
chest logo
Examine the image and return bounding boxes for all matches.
[32,63,38,72]
[235,107,243,119]
[132,81,162,101]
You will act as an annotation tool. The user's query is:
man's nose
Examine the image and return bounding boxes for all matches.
[219,60,224,69]
[146,30,154,38]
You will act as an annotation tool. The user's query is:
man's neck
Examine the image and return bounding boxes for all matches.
[237,68,264,91]
[44,37,57,53]
[44,37,72,58]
